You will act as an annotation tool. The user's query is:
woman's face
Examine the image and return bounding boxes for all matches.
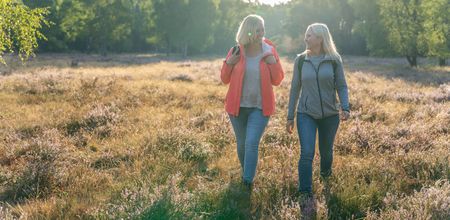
[304,29,322,50]
[253,22,265,42]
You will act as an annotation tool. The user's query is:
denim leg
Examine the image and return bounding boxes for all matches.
[297,113,318,193]
[242,108,269,183]
[229,109,249,171]
[318,115,340,178]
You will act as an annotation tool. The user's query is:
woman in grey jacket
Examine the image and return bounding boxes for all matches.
[286,23,350,196]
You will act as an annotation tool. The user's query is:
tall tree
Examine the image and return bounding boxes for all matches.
[209,0,251,54]
[152,0,189,55]
[182,0,218,56]
[0,0,49,64]
[333,0,356,54]
[152,0,219,56]
[129,0,154,52]
[23,0,69,52]
[78,0,133,53]
[255,4,288,48]
[379,0,424,67]
[47,0,134,53]
[285,0,347,54]
[349,0,395,56]
[421,0,449,66]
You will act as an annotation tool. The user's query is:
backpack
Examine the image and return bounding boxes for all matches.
[297,54,338,80]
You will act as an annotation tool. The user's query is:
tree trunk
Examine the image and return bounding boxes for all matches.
[87,36,93,53]
[406,56,417,67]
[438,58,446,66]
[183,42,188,58]
[100,44,108,57]
[166,38,170,56]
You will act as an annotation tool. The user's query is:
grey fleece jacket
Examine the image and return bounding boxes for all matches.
[287,53,349,120]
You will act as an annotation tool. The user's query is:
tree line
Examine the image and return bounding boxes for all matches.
[2,0,449,66]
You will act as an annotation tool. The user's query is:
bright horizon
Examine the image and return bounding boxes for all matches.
[257,0,291,6]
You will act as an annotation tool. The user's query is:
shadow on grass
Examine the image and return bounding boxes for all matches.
[138,179,252,220]
[209,180,252,220]
[321,179,381,220]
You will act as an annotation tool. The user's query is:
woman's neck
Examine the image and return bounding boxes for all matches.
[309,47,323,56]
[245,41,262,56]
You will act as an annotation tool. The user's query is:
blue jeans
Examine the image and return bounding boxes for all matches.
[297,113,340,193]
[229,107,269,183]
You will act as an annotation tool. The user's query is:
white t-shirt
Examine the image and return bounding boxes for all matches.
[240,42,273,109]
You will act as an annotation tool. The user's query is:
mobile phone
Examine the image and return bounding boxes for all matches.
[232,45,240,55]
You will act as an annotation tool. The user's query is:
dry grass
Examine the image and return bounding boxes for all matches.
[0,54,449,219]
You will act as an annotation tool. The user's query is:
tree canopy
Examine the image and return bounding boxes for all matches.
[2,0,448,66]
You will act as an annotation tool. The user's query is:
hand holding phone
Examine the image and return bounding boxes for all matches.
[232,45,240,55]
[226,45,240,65]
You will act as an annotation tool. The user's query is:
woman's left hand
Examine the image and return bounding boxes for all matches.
[340,110,350,121]
[286,120,295,134]
[264,55,277,64]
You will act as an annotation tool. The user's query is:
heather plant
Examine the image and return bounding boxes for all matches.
[0,55,448,219]
[3,129,72,202]
[366,180,450,220]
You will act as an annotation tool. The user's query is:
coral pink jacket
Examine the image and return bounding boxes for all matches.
[221,39,284,116]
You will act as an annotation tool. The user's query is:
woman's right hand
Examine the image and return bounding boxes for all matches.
[286,120,294,134]
[226,48,240,65]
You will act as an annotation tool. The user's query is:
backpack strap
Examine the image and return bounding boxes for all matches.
[298,54,338,80]
[297,54,307,80]
[332,60,337,76]
[331,60,338,85]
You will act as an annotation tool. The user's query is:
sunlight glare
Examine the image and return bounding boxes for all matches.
[259,0,291,6]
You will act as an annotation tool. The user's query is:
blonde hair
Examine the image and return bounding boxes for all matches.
[236,14,265,45]
[304,23,342,62]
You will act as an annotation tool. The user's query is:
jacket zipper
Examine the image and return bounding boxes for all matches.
[260,59,265,112]
[236,59,246,116]
[305,60,328,118]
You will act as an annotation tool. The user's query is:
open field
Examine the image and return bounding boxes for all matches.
[0,54,449,219]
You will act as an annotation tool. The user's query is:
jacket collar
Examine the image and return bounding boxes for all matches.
[238,38,275,57]
[298,52,334,62]
[305,53,333,61]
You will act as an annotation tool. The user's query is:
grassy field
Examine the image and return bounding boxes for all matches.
[0,54,449,219]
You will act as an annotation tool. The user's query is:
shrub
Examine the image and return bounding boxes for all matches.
[366,180,450,220]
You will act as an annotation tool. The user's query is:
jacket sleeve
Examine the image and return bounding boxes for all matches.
[220,48,235,84]
[267,47,284,86]
[335,60,350,112]
[287,56,301,120]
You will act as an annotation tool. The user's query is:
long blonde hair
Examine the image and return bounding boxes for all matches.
[236,14,264,45]
[304,23,342,62]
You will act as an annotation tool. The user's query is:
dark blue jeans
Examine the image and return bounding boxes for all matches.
[297,113,340,193]
[229,107,269,183]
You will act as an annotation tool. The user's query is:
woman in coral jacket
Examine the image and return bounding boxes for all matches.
[220,14,284,189]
